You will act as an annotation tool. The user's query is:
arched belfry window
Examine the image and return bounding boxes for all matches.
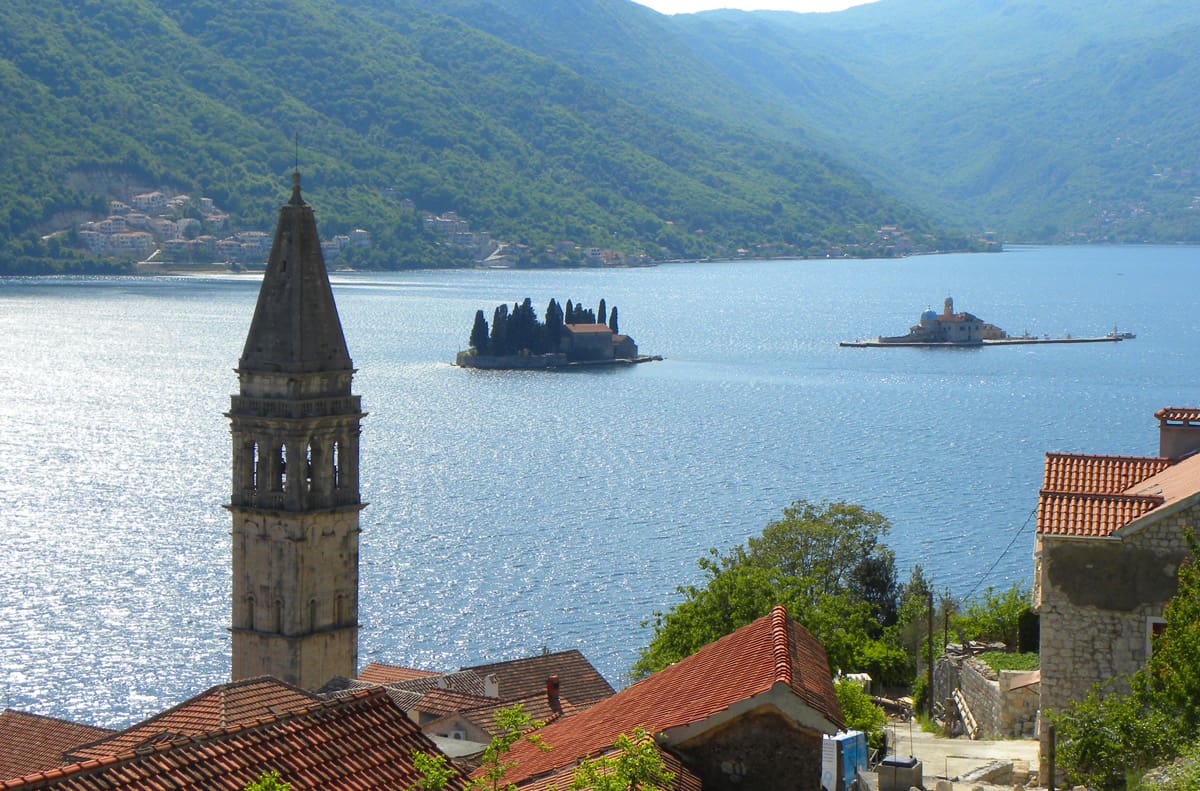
[332,440,341,489]
[250,441,259,492]
[278,444,287,492]
[305,443,314,490]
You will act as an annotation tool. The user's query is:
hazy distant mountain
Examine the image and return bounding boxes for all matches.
[670,0,1200,242]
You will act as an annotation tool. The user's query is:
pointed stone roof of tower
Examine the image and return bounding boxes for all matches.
[239,171,352,374]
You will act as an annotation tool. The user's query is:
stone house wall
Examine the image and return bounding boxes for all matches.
[1037,506,1196,718]
[934,656,1039,739]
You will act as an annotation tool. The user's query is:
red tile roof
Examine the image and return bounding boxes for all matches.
[463,649,614,709]
[388,670,487,698]
[411,689,497,719]
[1156,406,1200,424]
[0,689,468,791]
[1041,453,1169,495]
[457,693,577,737]
[484,606,840,787]
[357,662,439,685]
[1036,491,1165,537]
[0,711,113,783]
[563,323,613,334]
[66,676,320,762]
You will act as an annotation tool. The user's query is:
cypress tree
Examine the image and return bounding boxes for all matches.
[608,305,619,334]
[565,300,574,324]
[598,298,607,326]
[490,303,510,355]
[470,309,490,353]
[544,298,564,352]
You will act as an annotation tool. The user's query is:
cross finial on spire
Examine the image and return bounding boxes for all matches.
[290,169,303,205]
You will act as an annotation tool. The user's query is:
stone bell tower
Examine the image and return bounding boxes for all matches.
[228,171,364,689]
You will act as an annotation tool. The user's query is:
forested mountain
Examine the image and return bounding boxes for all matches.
[670,0,1200,242]
[0,0,956,273]
[1,0,1192,273]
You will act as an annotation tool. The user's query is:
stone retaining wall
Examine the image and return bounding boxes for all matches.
[934,655,1039,739]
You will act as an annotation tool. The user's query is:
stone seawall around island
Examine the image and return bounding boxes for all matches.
[455,351,659,369]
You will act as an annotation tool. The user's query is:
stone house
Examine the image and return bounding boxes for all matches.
[1034,406,1200,722]
[560,323,640,361]
[485,605,843,791]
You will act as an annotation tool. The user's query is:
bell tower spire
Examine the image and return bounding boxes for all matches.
[227,171,365,689]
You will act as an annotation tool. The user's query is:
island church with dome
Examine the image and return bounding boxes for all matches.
[880,295,1009,344]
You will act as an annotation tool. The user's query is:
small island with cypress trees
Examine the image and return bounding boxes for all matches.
[455,297,660,369]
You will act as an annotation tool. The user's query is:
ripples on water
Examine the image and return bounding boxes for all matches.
[1,246,1198,726]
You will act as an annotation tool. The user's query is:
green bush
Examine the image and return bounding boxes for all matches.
[978,651,1039,672]
[835,679,887,754]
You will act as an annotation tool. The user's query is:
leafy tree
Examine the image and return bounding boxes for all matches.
[469,703,548,791]
[410,751,460,791]
[244,771,291,791]
[834,678,887,754]
[632,500,902,679]
[950,584,1030,648]
[470,310,490,353]
[568,727,675,791]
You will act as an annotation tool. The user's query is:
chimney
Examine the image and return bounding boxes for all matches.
[1156,407,1200,460]
[484,674,500,699]
[546,674,563,716]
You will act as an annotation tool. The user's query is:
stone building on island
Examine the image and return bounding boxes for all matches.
[1034,406,1200,724]
[879,295,1008,344]
[227,170,365,690]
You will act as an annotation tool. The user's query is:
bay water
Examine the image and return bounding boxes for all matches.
[1,244,1197,726]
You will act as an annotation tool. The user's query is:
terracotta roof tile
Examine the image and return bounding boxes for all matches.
[563,323,613,334]
[389,670,486,698]
[357,663,439,686]
[458,693,577,737]
[1156,406,1200,424]
[1036,491,1164,537]
[1041,452,1169,495]
[0,689,467,791]
[484,606,840,787]
[410,689,497,719]
[66,676,320,762]
[0,712,114,783]
[463,650,614,709]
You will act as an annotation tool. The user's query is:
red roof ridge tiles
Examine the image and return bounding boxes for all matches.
[1156,406,1200,424]
[481,606,841,787]
[1041,452,1170,495]
[0,710,114,783]
[1036,490,1166,537]
[770,604,792,687]
[1,689,466,791]
[65,675,320,762]
[357,661,440,685]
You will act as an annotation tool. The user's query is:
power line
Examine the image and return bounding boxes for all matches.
[960,504,1036,602]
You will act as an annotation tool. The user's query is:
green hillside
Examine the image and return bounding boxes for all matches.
[0,0,964,274]
[671,0,1200,242]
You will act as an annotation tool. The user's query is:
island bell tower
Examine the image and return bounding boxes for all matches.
[228,171,364,689]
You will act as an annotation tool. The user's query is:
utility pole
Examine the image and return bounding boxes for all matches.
[927,592,935,720]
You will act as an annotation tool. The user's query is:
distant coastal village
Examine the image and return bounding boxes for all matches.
[50,180,986,272]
